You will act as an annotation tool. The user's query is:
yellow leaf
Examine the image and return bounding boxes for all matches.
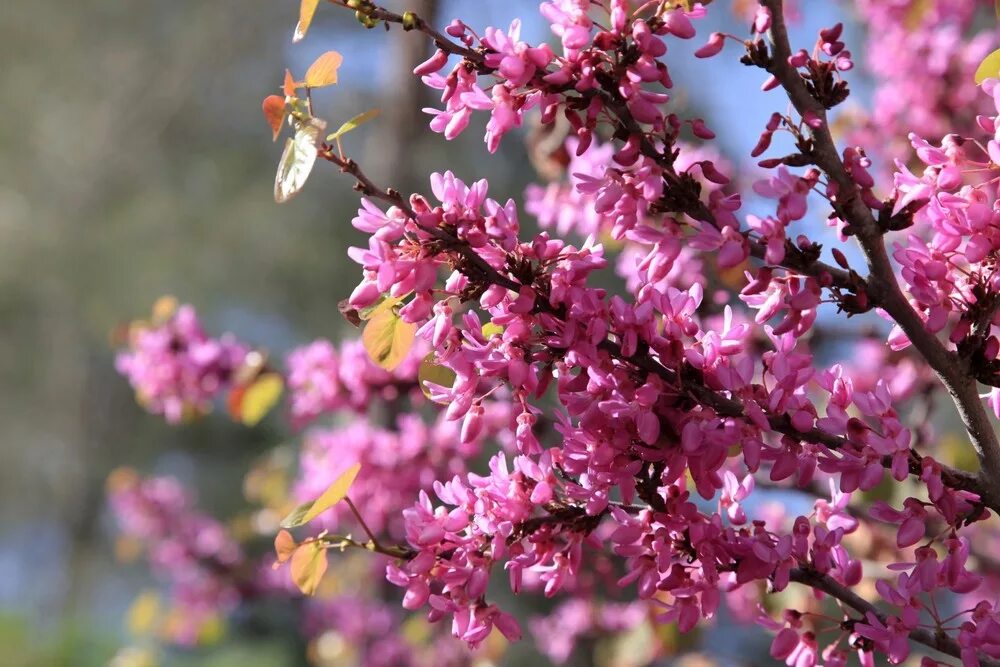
[238,373,284,426]
[294,0,320,43]
[305,51,343,88]
[280,462,362,528]
[418,353,457,401]
[362,301,416,370]
[482,322,504,339]
[274,118,325,203]
[126,590,161,636]
[151,296,178,324]
[326,109,380,141]
[290,540,328,596]
[197,615,225,645]
[975,48,1000,85]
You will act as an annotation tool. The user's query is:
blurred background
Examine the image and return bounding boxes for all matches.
[0,1,859,665]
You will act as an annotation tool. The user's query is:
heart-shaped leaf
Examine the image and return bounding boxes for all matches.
[362,299,416,370]
[274,118,325,203]
[305,51,344,88]
[262,95,286,141]
[289,540,328,595]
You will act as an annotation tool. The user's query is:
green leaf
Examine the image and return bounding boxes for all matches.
[274,118,325,203]
[362,299,416,370]
[482,322,504,339]
[280,462,362,528]
[975,48,1000,84]
[326,109,380,142]
[418,353,457,401]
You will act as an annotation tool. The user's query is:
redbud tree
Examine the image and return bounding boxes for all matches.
[109,1,1000,665]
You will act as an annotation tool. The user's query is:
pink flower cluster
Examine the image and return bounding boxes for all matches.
[284,338,425,428]
[113,1,1000,665]
[847,0,999,167]
[108,468,244,644]
[293,404,511,540]
[115,304,250,423]
[888,80,1000,418]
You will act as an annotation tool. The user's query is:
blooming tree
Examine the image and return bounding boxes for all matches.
[109,1,1000,665]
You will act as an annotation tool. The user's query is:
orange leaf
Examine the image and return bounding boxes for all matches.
[262,95,286,142]
[305,51,343,88]
[274,529,297,566]
[226,385,246,421]
[290,540,328,596]
[295,0,320,43]
[283,69,298,98]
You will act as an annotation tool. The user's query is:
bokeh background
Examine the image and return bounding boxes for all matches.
[0,1,869,665]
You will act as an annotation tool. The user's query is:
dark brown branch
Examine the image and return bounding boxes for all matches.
[760,0,1000,505]
[790,567,1000,667]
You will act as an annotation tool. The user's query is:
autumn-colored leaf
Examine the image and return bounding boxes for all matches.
[294,0,320,43]
[274,118,325,203]
[283,69,298,98]
[234,372,284,426]
[290,540,328,596]
[305,51,343,88]
[280,462,362,528]
[996,0,1000,18]
[975,48,1000,85]
[338,298,362,327]
[274,529,298,566]
[482,322,504,339]
[126,590,161,636]
[362,299,416,370]
[418,353,457,401]
[327,108,380,141]
[151,295,178,324]
[262,95,286,141]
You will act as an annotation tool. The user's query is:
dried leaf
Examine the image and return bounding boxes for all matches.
[338,298,362,327]
[305,51,343,88]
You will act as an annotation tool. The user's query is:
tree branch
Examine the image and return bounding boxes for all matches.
[320,149,994,512]
[760,0,1000,506]
[790,567,999,667]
